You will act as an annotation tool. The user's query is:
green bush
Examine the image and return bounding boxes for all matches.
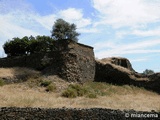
[0,79,5,86]
[61,82,113,98]
[84,82,108,96]
[61,84,87,98]
[86,93,97,98]
[40,80,52,87]
[46,84,56,92]
[62,88,78,98]
[69,84,87,96]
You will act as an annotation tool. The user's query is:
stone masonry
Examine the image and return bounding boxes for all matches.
[0,40,95,83]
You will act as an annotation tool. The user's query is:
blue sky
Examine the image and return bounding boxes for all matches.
[0,0,160,72]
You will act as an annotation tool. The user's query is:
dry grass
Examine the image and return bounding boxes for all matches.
[0,67,159,111]
[0,68,14,78]
[0,67,40,82]
[0,81,160,112]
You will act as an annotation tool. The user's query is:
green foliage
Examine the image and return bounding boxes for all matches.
[3,37,29,57]
[61,88,78,98]
[40,80,52,87]
[61,82,108,98]
[142,69,154,75]
[61,84,87,98]
[86,93,97,98]
[46,84,56,92]
[28,35,55,54]
[51,19,80,42]
[0,79,5,86]
[3,35,55,57]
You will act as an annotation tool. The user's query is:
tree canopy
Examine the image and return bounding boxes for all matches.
[3,36,55,57]
[51,19,80,42]
[3,18,80,57]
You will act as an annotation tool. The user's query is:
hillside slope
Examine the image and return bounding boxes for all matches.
[0,68,160,112]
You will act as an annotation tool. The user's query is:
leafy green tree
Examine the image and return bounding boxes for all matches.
[3,35,55,57]
[51,19,80,42]
[142,69,154,75]
[29,35,55,54]
[3,37,29,57]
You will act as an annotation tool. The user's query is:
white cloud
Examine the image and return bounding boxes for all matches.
[58,8,92,28]
[0,15,39,38]
[92,0,160,28]
[132,29,160,37]
[24,8,94,34]
[94,39,160,58]
[34,14,57,30]
[0,1,95,42]
[59,8,83,21]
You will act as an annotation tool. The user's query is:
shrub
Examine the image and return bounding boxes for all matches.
[84,82,108,96]
[46,84,56,92]
[61,84,87,98]
[40,80,52,87]
[0,79,5,86]
[69,84,87,96]
[86,93,97,98]
[62,88,78,98]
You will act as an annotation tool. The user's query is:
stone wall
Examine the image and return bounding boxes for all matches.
[0,40,95,82]
[57,40,95,82]
[0,52,61,70]
[0,107,159,120]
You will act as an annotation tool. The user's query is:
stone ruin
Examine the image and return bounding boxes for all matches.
[0,40,159,93]
[0,40,95,83]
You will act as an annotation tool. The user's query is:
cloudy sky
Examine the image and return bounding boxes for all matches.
[0,0,160,72]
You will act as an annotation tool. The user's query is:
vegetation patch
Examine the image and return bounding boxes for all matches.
[40,80,52,87]
[61,84,87,98]
[0,79,5,86]
[61,82,110,98]
[46,83,56,92]
[61,82,151,98]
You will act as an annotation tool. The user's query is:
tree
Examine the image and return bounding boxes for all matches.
[51,19,80,42]
[29,35,55,54]
[3,35,55,57]
[142,69,154,75]
[3,37,29,57]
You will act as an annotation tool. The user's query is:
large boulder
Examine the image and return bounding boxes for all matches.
[95,57,148,85]
[100,57,135,71]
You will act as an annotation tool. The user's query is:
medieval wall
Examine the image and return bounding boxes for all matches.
[0,40,95,82]
[57,40,95,82]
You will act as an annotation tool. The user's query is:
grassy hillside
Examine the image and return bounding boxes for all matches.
[0,68,160,112]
